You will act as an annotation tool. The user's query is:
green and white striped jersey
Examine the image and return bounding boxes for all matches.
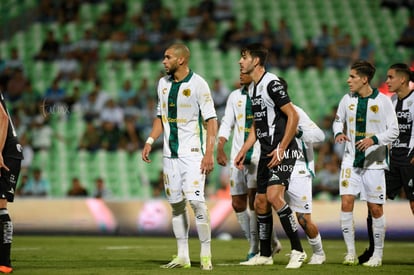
[156,71,217,158]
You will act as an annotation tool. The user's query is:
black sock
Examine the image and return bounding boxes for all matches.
[278,204,303,252]
[0,208,12,267]
[257,212,273,257]
[367,211,374,252]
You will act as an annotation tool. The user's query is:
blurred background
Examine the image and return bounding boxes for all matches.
[0,0,413,236]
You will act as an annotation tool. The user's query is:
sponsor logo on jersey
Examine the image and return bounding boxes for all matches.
[16,144,22,152]
[349,117,355,123]
[370,105,379,113]
[237,100,242,107]
[349,104,355,111]
[237,114,243,120]
[183,89,191,97]
[179,103,192,108]
[162,88,167,94]
[190,148,199,152]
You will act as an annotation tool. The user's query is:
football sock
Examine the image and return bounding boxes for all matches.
[307,233,324,255]
[340,211,355,255]
[248,209,258,254]
[171,200,189,260]
[189,200,211,257]
[235,210,250,240]
[257,212,273,257]
[372,215,385,259]
[0,208,12,267]
[277,204,303,252]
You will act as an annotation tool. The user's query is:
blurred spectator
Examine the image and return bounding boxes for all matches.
[34,30,60,61]
[30,116,54,152]
[129,32,152,65]
[20,168,50,197]
[142,0,162,15]
[108,0,128,28]
[135,77,152,109]
[151,171,166,198]
[118,79,136,107]
[328,32,355,69]
[160,8,178,41]
[296,37,322,71]
[16,174,28,196]
[214,0,234,22]
[67,177,89,197]
[176,6,202,41]
[58,33,75,58]
[37,0,57,23]
[44,78,66,107]
[315,140,340,172]
[75,29,99,81]
[395,15,414,48]
[92,177,112,199]
[79,120,101,152]
[121,101,140,152]
[18,80,42,118]
[56,51,80,82]
[80,80,109,122]
[313,158,340,200]
[199,0,216,16]
[238,20,260,46]
[100,98,124,128]
[58,0,80,24]
[5,47,23,72]
[146,20,165,61]
[313,24,334,68]
[5,68,27,103]
[274,18,293,58]
[64,85,82,113]
[106,31,131,61]
[100,120,122,151]
[355,35,375,64]
[196,11,217,42]
[94,11,114,41]
[211,78,230,121]
[218,17,241,52]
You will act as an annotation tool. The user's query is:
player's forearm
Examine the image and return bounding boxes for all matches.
[279,110,299,150]
[205,118,218,155]
[147,117,163,142]
[239,125,256,154]
[217,136,227,152]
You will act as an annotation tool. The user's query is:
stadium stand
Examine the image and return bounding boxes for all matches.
[0,0,412,198]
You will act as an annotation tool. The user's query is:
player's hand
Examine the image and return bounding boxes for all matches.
[234,151,245,170]
[216,149,228,166]
[410,157,414,165]
[0,155,9,176]
[201,152,214,175]
[356,137,373,152]
[335,133,350,144]
[267,147,284,168]
[141,143,152,163]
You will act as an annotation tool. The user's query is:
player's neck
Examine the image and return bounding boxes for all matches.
[173,67,190,82]
[252,67,265,84]
[357,85,373,98]
[397,86,411,99]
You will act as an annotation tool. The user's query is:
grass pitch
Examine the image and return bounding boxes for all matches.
[12,235,414,274]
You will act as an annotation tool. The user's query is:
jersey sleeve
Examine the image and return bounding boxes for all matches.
[332,94,347,137]
[373,95,399,145]
[267,79,291,108]
[197,77,217,121]
[218,91,236,140]
[296,106,325,144]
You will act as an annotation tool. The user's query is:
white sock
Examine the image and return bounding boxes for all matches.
[172,210,189,260]
[307,233,325,255]
[248,209,259,254]
[190,201,211,257]
[340,211,355,255]
[372,215,385,259]
[236,210,250,240]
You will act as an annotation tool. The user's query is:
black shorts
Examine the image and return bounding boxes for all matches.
[256,156,296,194]
[385,163,414,201]
[0,157,22,202]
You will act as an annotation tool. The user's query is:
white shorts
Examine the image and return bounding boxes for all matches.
[339,165,386,204]
[285,175,313,214]
[163,156,206,203]
[229,162,257,196]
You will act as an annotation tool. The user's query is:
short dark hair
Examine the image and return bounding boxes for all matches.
[351,60,376,83]
[389,63,414,82]
[241,43,268,66]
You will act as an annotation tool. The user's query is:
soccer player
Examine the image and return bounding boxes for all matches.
[0,90,23,274]
[141,43,217,271]
[277,77,327,265]
[216,72,260,260]
[333,60,399,267]
[359,63,414,264]
[235,43,306,269]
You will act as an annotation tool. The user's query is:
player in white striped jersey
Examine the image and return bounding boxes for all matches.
[333,60,399,267]
[142,43,217,271]
[217,72,260,260]
[359,63,414,264]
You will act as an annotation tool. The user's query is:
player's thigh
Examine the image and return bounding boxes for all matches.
[385,164,403,200]
[362,169,386,204]
[339,165,362,197]
[400,166,414,201]
[285,175,312,213]
[179,156,206,202]
[0,157,21,202]
[229,165,248,196]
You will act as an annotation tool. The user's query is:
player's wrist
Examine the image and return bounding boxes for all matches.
[145,137,154,145]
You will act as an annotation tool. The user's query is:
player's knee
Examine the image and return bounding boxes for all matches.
[171,199,187,216]
[231,196,247,212]
[189,200,208,223]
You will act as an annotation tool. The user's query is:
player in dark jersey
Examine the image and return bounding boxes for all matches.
[359,63,414,264]
[235,43,306,269]
[0,91,23,273]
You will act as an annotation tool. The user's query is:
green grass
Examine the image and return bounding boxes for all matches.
[12,236,414,274]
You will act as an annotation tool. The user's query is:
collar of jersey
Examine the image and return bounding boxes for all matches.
[169,70,193,84]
